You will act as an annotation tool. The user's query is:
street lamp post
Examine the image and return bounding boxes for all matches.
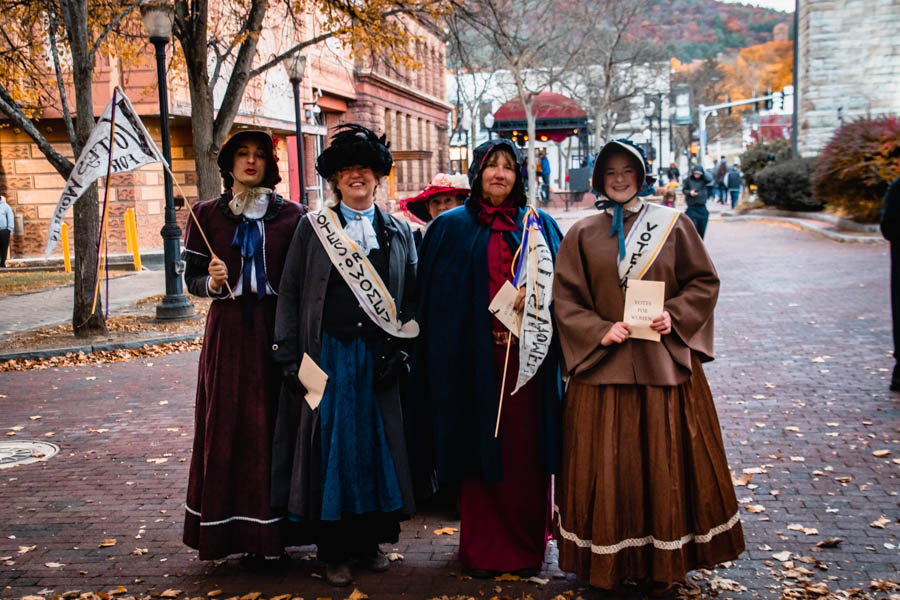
[141,0,193,321]
[286,51,308,205]
[645,93,665,176]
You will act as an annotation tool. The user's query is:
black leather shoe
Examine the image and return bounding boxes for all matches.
[360,549,390,572]
[325,562,352,586]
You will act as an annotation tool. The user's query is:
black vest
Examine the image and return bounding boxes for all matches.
[321,208,391,342]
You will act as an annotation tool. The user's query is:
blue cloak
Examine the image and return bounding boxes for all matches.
[409,197,564,485]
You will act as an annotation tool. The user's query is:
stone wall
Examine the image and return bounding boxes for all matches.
[797,0,900,156]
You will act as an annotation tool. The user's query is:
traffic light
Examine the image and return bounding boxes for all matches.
[689,143,699,156]
[764,89,774,110]
[777,91,785,110]
[726,95,732,116]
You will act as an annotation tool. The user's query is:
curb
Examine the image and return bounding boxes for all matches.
[0,332,203,362]
[722,213,887,244]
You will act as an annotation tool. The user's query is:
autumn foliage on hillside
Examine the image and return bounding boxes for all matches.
[640,0,790,61]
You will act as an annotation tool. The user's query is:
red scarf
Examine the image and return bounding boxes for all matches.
[475,197,516,232]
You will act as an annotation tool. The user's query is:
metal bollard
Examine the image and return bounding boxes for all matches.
[61,222,71,273]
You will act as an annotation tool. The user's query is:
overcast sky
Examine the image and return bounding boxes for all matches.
[719,0,795,12]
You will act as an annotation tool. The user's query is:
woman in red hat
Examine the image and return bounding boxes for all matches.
[181,130,307,565]
[402,173,470,247]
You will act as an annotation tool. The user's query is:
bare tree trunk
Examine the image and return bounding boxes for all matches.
[188,82,221,202]
[175,0,221,202]
[64,0,106,336]
[174,0,266,202]
[526,106,537,206]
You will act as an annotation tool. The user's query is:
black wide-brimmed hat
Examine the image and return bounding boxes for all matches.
[316,123,393,179]
[590,138,649,197]
[217,130,281,189]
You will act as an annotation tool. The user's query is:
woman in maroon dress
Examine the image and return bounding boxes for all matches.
[411,139,563,577]
[181,130,306,564]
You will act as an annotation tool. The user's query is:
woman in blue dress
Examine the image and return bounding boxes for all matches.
[270,124,418,587]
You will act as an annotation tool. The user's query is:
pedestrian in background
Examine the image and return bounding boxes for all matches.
[270,124,418,587]
[683,166,711,239]
[880,177,900,392]
[181,130,307,565]
[726,163,743,209]
[552,139,744,595]
[714,157,728,204]
[410,138,563,578]
[666,162,680,186]
[0,195,14,267]
[539,148,551,203]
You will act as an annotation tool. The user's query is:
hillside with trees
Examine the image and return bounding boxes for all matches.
[641,0,791,61]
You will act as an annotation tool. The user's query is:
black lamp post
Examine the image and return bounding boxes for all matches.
[286,51,308,205]
[141,0,193,321]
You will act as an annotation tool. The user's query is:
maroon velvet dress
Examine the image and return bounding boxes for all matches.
[181,195,305,560]
[457,199,550,572]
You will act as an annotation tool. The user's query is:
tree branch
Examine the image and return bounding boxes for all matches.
[0,84,73,178]
[88,0,141,62]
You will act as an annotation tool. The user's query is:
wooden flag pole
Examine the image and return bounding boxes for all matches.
[166,166,235,300]
[494,332,513,438]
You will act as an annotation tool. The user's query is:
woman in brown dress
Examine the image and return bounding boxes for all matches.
[552,139,744,594]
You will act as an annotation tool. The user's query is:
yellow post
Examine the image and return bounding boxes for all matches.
[126,208,142,271]
[61,222,71,273]
[125,209,134,255]
[388,166,396,199]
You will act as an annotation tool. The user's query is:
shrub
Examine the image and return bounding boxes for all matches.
[739,139,792,188]
[812,116,900,223]
[756,157,822,211]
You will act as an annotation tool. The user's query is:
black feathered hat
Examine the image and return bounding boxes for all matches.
[316,123,393,179]
[217,130,281,190]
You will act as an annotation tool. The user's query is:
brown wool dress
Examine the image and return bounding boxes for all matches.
[551,205,745,589]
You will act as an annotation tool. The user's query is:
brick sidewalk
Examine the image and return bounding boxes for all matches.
[1,219,898,600]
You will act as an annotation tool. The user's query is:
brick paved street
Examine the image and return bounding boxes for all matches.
[1,218,898,600]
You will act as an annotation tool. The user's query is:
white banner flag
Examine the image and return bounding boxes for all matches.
[44,87,167,255]
[512,209,554,395]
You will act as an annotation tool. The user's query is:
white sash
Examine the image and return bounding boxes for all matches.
[618,203,680,290]
[308,208,419,338]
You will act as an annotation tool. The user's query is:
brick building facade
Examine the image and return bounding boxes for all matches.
[0,14,449,259]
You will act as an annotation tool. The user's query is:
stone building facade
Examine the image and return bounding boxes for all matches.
[796,0,900,156]
[0,13,449,259]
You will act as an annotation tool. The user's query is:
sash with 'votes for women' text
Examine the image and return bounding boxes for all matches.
[617,202,681,291]
[308,207,419,338]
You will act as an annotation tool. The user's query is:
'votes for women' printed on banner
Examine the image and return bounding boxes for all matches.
[44,87,166,256]
[623,279,665,342]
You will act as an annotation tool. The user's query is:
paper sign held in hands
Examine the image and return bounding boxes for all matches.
[298,352,328,410]
[488,280,521,336]
[623,279,665,342]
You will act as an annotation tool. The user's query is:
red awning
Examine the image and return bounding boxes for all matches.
[492,91,587,143]
[493,91,587,121]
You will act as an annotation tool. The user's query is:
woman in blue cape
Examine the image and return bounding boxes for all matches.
[410,138,563,576]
